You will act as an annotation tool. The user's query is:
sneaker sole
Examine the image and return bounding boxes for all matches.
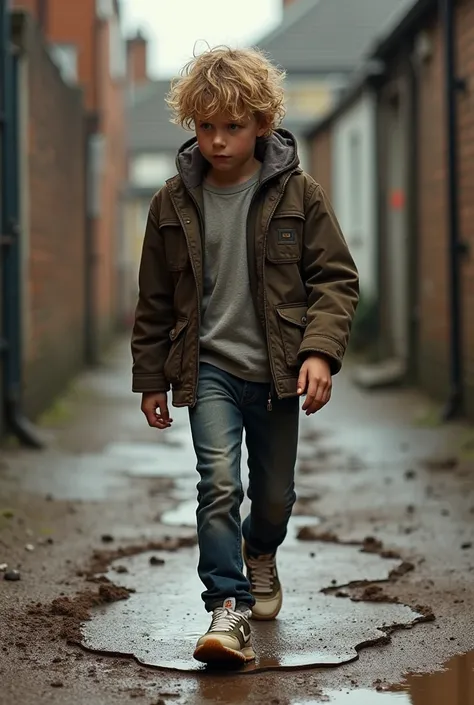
[193,639,255,665]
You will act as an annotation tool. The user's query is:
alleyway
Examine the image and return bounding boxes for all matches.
[1,339,473,704]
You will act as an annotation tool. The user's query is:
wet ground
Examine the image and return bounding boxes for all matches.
[0,339,473,704]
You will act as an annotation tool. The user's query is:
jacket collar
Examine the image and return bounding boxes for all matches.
[175,128,300,191]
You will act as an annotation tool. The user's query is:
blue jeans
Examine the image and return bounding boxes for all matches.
[188,363,299,611]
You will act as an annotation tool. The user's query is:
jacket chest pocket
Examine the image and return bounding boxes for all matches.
[266,212,305,263]
[159,220,189,271]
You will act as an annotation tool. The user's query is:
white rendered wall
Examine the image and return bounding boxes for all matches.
[332,91,377,299]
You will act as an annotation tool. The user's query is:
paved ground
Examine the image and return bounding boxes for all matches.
[0,339,473,704]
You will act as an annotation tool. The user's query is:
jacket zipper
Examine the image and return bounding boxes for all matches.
[167,163,299,410]
[166,185,203,408]
[262,169,298,411]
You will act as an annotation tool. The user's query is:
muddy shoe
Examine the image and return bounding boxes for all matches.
[193,598,255,665]
[243,541,282,620]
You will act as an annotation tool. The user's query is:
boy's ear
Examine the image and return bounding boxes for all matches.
[256,115,271,137]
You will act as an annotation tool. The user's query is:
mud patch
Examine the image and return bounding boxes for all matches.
[296,527,403,561]
[81,535,197,577]
[298,526,428,620]
[51,582,132,642]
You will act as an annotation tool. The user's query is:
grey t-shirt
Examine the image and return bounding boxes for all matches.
[200,170,271,382]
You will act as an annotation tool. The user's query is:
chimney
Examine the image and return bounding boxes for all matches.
[127,30,148,87]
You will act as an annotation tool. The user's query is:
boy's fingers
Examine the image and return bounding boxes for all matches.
[302,379,318,411]
[158,399,169,420]
[303,380,332,414]
[297,367,308,395]
[141,398,172,429]
[157,399,172,425]
[143,409,159,427]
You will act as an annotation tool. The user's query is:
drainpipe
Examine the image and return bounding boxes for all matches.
[440,0,466,421]
[1,6,43,447]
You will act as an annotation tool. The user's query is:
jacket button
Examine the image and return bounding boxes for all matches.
[185,219,191,224]
[301,316,307,324]
[170,328,176,337]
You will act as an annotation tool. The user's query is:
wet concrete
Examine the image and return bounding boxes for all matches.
[0,339,474,704]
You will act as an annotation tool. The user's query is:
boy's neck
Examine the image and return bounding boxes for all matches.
[205,156,261,189]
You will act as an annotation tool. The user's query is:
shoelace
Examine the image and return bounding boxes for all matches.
[247,554,275,593]
[210,608,247,633]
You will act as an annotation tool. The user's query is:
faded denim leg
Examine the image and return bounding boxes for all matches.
[242,392,299,557]
[188,363,254,612]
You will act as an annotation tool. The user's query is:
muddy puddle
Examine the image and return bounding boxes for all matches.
[81,512,425,672]
[322,651,474,703]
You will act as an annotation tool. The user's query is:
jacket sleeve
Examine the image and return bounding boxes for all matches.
[131,191,175,393]
[298,180,359,375]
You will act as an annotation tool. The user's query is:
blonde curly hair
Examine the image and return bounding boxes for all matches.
[166,45,286,135]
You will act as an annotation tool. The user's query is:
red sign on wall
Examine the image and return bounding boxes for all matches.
[390,190,405,210]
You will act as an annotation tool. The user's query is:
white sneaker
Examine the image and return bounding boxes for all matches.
[193,598,255,665]
[243,541,283,620]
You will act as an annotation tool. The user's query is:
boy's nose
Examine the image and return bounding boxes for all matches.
[213,133,226,148]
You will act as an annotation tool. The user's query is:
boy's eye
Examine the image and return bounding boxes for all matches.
[228,124,241,132]
[200,122,212,131]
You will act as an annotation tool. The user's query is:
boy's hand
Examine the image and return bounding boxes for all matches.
[141,392,173,429]
[297,355,332,415]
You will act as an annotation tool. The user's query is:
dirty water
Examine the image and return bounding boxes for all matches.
[81,513,423,672]
[323,650,474,704]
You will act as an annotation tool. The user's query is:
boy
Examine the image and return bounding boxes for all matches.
[131,46,359,666]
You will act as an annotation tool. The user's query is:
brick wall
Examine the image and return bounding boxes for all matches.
[415,2,474,416]
[309,126,332,196]
[14,0,97,110]
[94,16,127,348]
[21,16,86,418]
[16,0,128,355]
[415,15,451,403]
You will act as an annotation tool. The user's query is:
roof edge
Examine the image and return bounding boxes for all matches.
[254,0,320,61]
[305,0,437,138]
[371,0,436,59]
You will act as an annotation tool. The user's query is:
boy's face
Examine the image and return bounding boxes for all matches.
[194,112,266,174]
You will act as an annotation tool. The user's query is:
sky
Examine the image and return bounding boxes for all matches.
[121,0,282,78]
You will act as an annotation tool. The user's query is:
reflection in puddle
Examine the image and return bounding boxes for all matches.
[324,651,474,704]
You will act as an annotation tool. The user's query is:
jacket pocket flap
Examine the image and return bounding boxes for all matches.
[276,304,308,328]
[272,211,305,221]
[169,318,189,341]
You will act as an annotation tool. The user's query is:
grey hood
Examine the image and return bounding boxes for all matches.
[176,128,300,191]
